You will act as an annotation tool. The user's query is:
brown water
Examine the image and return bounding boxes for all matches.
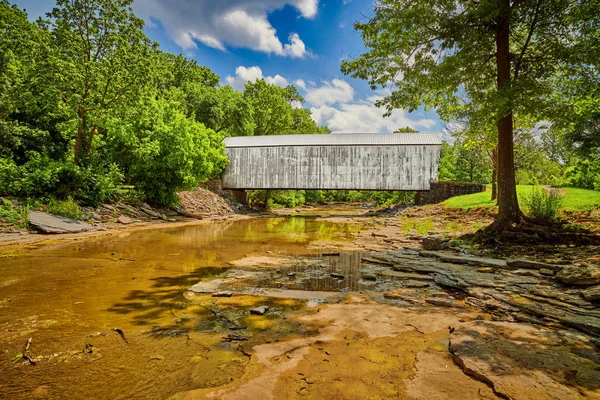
[0,217,360,400]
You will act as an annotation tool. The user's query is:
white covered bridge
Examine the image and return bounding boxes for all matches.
[222,133,442,191]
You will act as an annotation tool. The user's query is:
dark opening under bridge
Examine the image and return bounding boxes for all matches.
[222,133,442,191]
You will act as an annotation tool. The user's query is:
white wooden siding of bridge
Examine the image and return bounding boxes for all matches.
[222,133,441,191]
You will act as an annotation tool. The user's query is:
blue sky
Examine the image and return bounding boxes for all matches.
[13,0,442,133]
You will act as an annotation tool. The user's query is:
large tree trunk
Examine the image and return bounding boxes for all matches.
[492,0,521,229]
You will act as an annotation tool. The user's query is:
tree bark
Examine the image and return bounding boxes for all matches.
[493,0,521,228]
[491,147,498,201]
[74,106,85,166]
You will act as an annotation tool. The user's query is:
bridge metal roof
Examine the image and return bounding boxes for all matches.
[223,132,442,148]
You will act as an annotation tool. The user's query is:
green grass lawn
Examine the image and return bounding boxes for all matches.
[443,185,600,211]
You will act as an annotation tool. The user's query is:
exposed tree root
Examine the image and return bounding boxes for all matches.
[471,214,600,247]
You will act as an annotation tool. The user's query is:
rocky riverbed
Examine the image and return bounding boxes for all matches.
[180,244,600,399]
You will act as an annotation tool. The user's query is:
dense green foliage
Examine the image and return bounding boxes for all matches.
[438,135,567,188]
[248,189,415,209]
[0,0,329,207]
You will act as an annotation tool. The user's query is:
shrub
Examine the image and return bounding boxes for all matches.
[0,199,29,227]
[564,157,600,190]
[47,197,83,220]
[523,187,564,222]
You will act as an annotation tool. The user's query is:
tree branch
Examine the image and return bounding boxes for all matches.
[514,0,543,80]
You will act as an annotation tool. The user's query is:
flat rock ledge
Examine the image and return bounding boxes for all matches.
[28,211,94,234]
[367,249,600,336]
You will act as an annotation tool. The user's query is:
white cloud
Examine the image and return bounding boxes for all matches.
[304,79,355,106]
[294,79,307,90]
[266,74,289,87]
[133,0,317,57]
[225,66,289,91]
[307,81,437,133]
[311,103,437,133]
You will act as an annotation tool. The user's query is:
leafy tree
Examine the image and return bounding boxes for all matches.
[186,84,255,137]
[437,141,456,182]
[565,113,600,159]
[155,52,219,90]
[104,94,228,205]
[243,79,303,136]
[394,127,418,133]
[290,107,331,134]
[0,0,40,119]
[44,0,155,165]
[342,0,600,229]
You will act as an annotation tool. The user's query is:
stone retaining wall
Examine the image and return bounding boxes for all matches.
[415,181,486,205]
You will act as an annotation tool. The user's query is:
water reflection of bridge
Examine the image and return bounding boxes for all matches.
[260,252,365,292]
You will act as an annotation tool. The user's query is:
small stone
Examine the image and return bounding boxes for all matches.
[582,286,600,301]
[383,290,406,300]
[511,269,541,277]
[557,265,600,286]
[212,291,233,297]
[250,306,269,315]
[422,237,449,251]
[426,298,454,307]
[362,273,377,281]
[539,268,554,276]
[477,267,494,273]
[330,273,345,279]
[117,215,132,225]
[404,280,429,288]
[287,272,297,277]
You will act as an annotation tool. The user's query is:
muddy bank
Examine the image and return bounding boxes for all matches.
[0,187,249,245]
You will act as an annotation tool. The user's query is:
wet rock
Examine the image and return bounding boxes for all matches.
[511,269,541,278]
[190,279,223,293]
[377,270,433,281]
[212,291,233,297]
[425,298,454,307]
[421,237,449,251]
[582,286,600,302]
[250,306,269,315]
[419,251,507,269]
[506,258,564,272]
[539,268,554,276]
[491,292,600,335]
[28,211,94,234]
[361,273,377,281]
[117,215,132,225]
[404,280,430,288]
[557,265,600,286]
